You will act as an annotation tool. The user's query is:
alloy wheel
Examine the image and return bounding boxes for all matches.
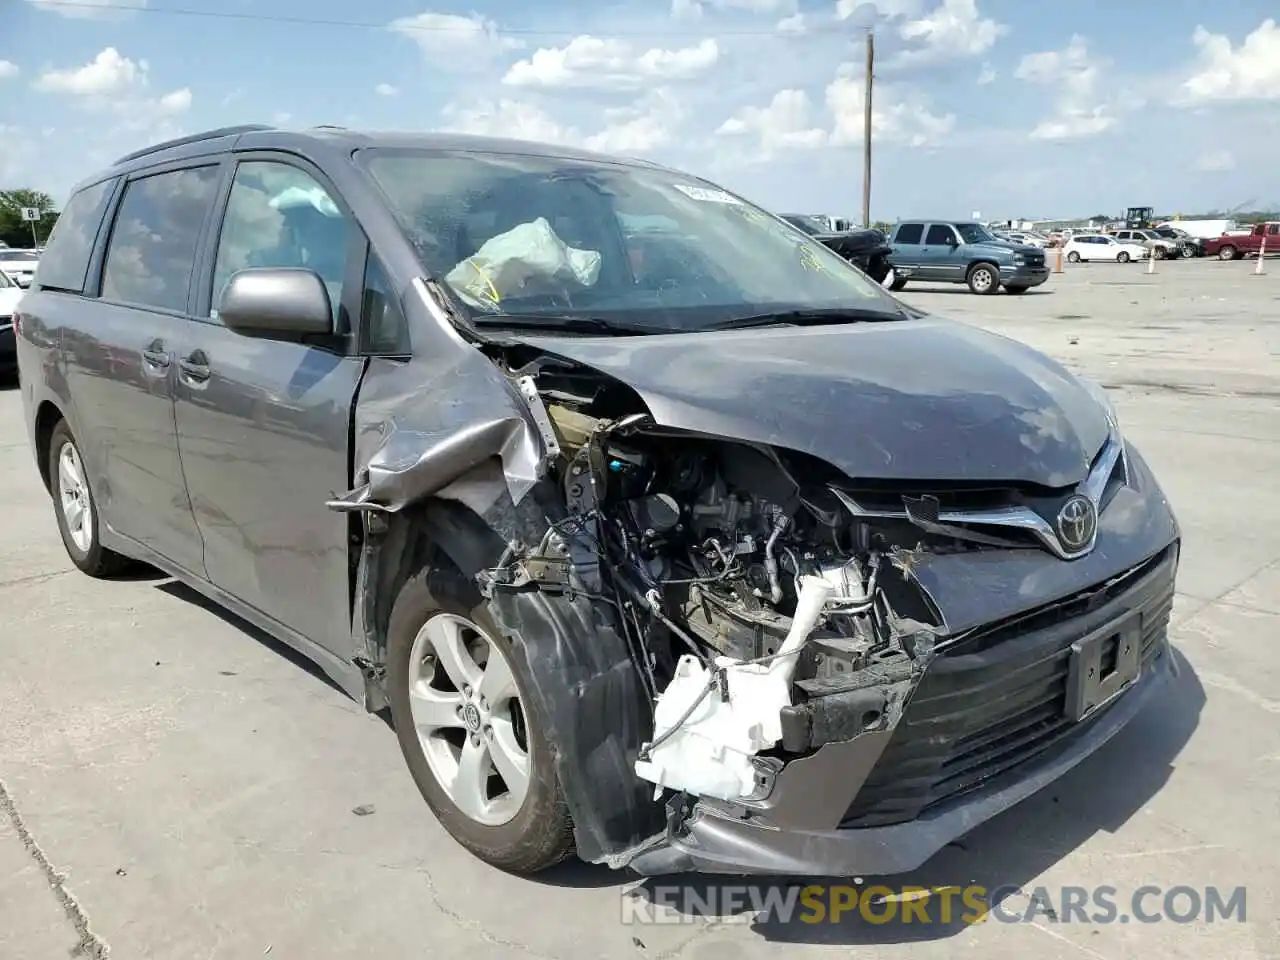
[407,613,531,827]
[56,441,93,554]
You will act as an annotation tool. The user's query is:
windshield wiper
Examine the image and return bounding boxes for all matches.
[704,306,908,331]
[468,313,663,336]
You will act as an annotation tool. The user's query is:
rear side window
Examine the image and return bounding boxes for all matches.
[35,178,116,293]
[895,223,923,244]
[102,165,221,313]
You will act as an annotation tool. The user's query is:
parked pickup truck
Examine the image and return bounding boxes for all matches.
[1203,222,1280,261]
[886,220,1049,294]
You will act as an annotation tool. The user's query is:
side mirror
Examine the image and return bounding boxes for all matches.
[217,268,335,340]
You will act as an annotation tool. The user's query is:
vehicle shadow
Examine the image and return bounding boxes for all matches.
[612,647,1203,945]
[900,286,1056,296]
[154,579,351,699]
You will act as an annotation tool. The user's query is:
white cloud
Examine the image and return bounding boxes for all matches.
[439,90,686,158]
[835,0,922,20]
[1015,35,1117,140]
[1195,149,1235,172]
[1180,19,1280,104]
[776,13,806,34]
[32,48,193,152]
[827,64,956,146]
[502,36,719,90]
[376,83,400,97]
[675,0,796,17]
[439,99,582,147]
[156,88,192,113]
[0,61,19,80]
[716,89,829,157]
[717,60,955,162]
[34,47,142,96]
[586,91,685,154]
[389,11,522,69]
[891,0,1007,65]
[24,0,147,19]
[977,62,996,84]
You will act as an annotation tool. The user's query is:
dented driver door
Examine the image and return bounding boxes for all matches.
[171,155,368,661]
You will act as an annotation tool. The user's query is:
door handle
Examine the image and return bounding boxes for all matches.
[141,343,170,368]
[179,350,211,383]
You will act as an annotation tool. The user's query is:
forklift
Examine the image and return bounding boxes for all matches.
[1124,206,1154,228]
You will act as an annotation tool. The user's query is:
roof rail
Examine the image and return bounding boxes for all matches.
[111,124,276,166]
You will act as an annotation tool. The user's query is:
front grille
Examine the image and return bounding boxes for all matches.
[1026,253,1046,267]
[841,545,1176,828]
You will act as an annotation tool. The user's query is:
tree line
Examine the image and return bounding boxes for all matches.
[0,189,59,248]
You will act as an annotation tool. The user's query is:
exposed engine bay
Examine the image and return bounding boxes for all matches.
[478,356,947,808]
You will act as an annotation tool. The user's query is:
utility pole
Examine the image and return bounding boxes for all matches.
[862,30,874,228]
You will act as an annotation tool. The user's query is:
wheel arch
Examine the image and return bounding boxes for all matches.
[33,399,68,494]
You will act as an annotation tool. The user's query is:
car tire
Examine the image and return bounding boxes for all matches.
[1152,246,1167,260]
[1117,251,1130,263]
[47,420,132,578]
[888,274,908,291]
[967,263,999,295]
[1066,251,1081,263]
[386,562,575,874]
[1218,245,1237,261]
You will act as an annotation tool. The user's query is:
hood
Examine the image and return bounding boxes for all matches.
[813,230,889,256]
[514,316,1111,488]
[978,240,1041,256]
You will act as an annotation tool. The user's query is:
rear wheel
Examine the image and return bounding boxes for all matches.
[47,420,132,577]
[1066,250,1081,263]
[1218,245,1237,261]
[386,563,575,873]
[1152,246,1167,260]
[1117,251,1131,263]
[967,263,999,295]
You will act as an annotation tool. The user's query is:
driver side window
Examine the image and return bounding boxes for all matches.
[210,161,351,325]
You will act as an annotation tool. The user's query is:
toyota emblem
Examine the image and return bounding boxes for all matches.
[1056,494,1097,553]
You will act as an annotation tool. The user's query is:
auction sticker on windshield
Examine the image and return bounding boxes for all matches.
[673,184,743,204]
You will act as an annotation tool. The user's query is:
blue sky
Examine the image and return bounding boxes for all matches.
[2,0,1278,220]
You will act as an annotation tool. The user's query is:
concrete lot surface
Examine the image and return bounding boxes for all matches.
[1,256,1278,958]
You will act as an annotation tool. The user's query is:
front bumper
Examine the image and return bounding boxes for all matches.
[629,543,1177,877]
[999,264,1049,287]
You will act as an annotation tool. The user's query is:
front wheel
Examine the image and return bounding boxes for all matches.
[967,263,999,295]
[386,564,575,873]
[1117,251,1131,263]
[888,273,908,291]
[1218,245,1237,261]
[1153,246,1167,260]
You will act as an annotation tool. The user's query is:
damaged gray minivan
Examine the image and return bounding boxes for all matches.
[17,125,1180,877]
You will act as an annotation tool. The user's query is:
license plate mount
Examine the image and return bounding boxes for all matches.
[1065,614,1142,722]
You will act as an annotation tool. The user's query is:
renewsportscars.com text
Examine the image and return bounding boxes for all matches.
[622,884,1247,926]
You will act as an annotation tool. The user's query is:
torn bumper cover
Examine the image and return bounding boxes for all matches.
[628,544,1178,876]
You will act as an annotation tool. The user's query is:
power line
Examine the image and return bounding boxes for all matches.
[24,0,845,39]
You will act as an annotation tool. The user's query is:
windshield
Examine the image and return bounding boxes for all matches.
[1,252,40,262]
[358,149,900,332]
[955,223,997,243]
